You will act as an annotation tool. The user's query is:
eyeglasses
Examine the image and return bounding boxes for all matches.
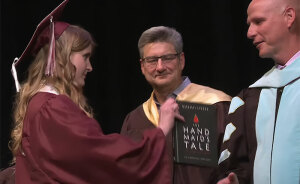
[141,53,180,67]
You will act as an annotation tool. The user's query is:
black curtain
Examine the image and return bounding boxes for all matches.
[0,0,273,168]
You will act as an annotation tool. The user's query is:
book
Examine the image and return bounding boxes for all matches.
[173,101,218,167]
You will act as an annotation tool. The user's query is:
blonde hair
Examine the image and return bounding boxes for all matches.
[10,25,95,161]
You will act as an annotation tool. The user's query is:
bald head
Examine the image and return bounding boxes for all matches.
[247,0,300,64]
[248,0,286,14]
[249,0,299,14]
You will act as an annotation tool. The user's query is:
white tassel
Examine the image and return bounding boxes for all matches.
[11,57,21,92]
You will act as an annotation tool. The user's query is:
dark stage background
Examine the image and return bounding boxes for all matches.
[0,0,273,168]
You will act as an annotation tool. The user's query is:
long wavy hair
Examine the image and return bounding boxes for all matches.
[10,25,96,161]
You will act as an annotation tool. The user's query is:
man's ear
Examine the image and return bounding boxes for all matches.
[140,59,145,75]
[284,7,296,28]
[179,52,185,70]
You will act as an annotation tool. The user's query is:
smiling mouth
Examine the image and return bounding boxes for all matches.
[254,41,263,48]
[155,74,168,78]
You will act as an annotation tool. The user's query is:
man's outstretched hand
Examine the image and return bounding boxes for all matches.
[217,172,239,184]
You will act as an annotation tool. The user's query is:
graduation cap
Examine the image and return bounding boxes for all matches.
[11,0,70,92]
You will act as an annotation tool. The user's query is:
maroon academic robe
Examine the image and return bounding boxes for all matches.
[121,102,230,184]
[15,92,171,184]
[0,166,15,184]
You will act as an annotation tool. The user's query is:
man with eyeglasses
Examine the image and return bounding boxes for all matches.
[121,26,231,184]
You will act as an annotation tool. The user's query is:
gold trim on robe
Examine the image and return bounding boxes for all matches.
[143,92,160,126]
[143,83,231,127]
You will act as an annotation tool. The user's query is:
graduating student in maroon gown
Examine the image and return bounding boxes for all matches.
[7,1,184,183]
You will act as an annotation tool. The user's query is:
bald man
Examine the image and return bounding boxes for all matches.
[217,0,300,183]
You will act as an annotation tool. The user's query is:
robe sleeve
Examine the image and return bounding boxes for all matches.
[0,166,15,184]
[21,94,171,184]
[121,105,156,142]
[218,89,259,184]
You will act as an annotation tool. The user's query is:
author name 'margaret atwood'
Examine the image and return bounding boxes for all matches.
[173,101,218,167]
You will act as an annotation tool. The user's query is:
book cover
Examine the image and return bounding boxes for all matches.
[173,101,218,167]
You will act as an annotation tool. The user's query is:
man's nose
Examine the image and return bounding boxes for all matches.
[247,24,256,40]
[156,58,166,70]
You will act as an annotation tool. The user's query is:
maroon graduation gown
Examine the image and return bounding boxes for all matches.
[15,92,171,184]
[0,166,15,184]
[121,102,230,184]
